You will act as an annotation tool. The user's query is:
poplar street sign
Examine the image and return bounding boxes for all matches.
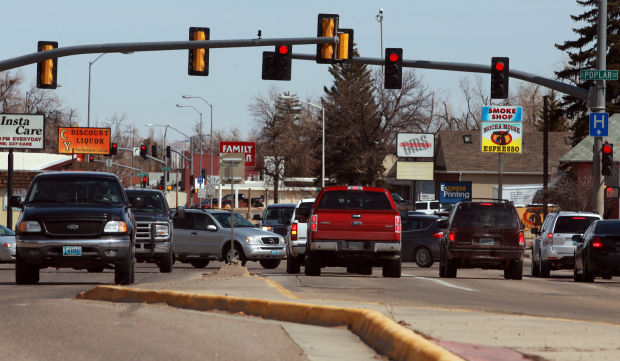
[580,70,618,81]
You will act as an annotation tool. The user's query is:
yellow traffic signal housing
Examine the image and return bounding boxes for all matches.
[336,28,354,62]
[316,14,339,64]
[188,27,209,76]
[37,41,58,89]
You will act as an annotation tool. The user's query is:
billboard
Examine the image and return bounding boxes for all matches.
[58,127,111,155]
[439,182,472,204]
[0,113,45,149]
[220,141,255,166]
[397,133,434,158]
[481,106,522,154]
[396,161,433,180]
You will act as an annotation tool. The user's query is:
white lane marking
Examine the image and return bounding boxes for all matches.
[402,273,478,292]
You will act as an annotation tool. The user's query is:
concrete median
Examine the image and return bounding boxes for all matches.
[77,286,462,361]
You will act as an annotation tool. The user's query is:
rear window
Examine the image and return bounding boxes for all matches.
[594,221,620,233]
[318,190,393,210]
[415,202,428,210]
[453,203,519,228]
[263,206,295,223]
[553,216,599,233]
[294,202,313,222]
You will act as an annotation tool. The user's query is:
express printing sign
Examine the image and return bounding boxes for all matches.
[0,113,45,149]
[439,181,472,204]
[481,106,522,154]
[397,133,434,158]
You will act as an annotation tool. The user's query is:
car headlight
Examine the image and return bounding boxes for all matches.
[245,236,261,244]
[261,226,273,232]
[155,224,169,237]
[104,221,128,233]
[19,221,41,233]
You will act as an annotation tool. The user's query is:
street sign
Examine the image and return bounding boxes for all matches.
[589,112,609,137]
[136,172,147,176]
[106,159,113,168]
[580,69,618,81]
[197,176,204,185]
[162,166,170,171]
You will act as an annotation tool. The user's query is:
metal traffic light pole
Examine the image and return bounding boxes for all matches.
[591,0,607,216]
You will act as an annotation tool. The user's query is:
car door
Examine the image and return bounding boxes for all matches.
[189,212,219,256]
[172,213,194,256]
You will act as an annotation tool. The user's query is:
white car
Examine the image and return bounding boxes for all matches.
[0,225,16,263]
[285,198,315,274]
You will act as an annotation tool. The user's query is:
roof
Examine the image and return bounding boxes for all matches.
[0,152,74,171]
[560,113,620,162]
[436,129,572,173]
[33,171,119,179]
[265,203,296,208]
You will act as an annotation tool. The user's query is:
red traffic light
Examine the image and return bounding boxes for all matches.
[495,62,505,71]
[88,155,94,162]
[278,45,289,55]
[388,53,399,62]
[603,144,613,154]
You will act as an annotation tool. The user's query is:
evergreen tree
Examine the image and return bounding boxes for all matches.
[321,56,385,186]
[555,1,620,143]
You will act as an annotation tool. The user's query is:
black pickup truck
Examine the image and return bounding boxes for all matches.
[125,188,174,272]
[10,172,136,285]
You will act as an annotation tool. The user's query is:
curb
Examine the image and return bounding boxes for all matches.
[76,286,463,361]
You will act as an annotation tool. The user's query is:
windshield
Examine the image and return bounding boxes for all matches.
[26,177,124,205]
[0,225,15,236]
[127,192,167,213]
[263,206,295,223]
[211,212,255,228]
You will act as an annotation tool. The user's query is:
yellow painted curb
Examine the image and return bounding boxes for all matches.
[76,286,463,361]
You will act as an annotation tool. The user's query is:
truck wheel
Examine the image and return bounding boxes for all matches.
[15,254,39,285]
[224,243,247,266]
[445,257,458,278]
[260,259,281,269]
[382,258,401,278]
[504,260,523,280]
[115,252,134,285]
[286,255,301,274]
[158,249,174,273]
[414,247,433,268]
[539,254,550,278]
[190,260,210,268]
[304,251,321,276]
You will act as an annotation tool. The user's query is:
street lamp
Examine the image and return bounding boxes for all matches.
[176,104,203,202]
[88,54,106,127]
[280,95,325,187]
[182,95,214,181]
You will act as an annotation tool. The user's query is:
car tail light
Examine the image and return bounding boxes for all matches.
[592,236,603,248]
[311,214,318,232]
[544,232,553,245]
[291,223,298,240]
[448,229,456,242]
[518,231,525,247]
[347,186,363,191]
[572,217,585,220]
[432,232,443,239]
[395,216,401,233]
[481,203,493,206]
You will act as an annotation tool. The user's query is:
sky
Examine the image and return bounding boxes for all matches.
[3,0,586,144]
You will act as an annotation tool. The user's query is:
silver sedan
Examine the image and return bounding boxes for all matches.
[0,225,16,263]
[172,209,286,269]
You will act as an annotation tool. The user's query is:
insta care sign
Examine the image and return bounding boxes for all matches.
[0,114,45,149]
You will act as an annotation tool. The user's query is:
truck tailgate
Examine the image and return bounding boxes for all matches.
[313,209,398,242]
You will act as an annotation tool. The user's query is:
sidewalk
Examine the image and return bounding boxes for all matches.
[77,265,620,361]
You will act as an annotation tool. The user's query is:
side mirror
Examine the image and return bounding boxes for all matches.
[176,206,185,219]
[8,196,22,208]
[572,234,583,243]
[436,219,448,229]
[531,227,539,235]
[207,225,217,232]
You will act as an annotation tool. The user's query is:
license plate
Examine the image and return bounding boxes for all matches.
[348,241,364,250]
[479,238,494,245]
[271,250,279,255]
[63,246,82,256]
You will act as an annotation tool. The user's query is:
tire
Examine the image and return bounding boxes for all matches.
[439,249,446,278]
[224,243,247,266]
[87,266,105,273]
[414,247,433,268]
[530,252,540,277]
[260,259,281,269]
[346,265,357,273]
[539,253,550,278]
[286,251,301,274]
[583,256,595,282]
[504,260,523,280]
[304,251,321,276]
[158,248,174,273]
[190,260,210,268]
[445,257,457,278]
[382,258,401,278]
[115,251,134,285]
[15,254,39,285]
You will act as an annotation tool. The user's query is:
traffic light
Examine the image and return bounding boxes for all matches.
[336,28,354,62]
[262,45,292,81]
[384,48,403,89]
[110,143,118,155]
[88,154,94,162]
[316,14,339,63]
[491,57,509,99]
[158,176,165,191]
[141,176,148,188]
[602,142,613,177]
[165,146,171,158]
[37,41,58,89]
[140,144,147,158]
[188,27,209,76]
[151,144,157,157]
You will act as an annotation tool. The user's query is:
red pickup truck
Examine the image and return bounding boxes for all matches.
[305,186,402,277]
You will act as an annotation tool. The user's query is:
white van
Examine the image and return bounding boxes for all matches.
[285,198,315,274]
[414,200,442,215]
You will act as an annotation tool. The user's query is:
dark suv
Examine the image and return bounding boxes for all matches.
[10,172,136,285]
[437,200,525,279]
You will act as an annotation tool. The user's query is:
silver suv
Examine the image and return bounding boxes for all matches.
[531,211,601,277]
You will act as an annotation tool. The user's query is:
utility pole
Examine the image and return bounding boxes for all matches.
[592,0,607,215]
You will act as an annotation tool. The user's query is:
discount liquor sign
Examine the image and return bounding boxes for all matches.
[481,106,523,154]
[58,127,111,155]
